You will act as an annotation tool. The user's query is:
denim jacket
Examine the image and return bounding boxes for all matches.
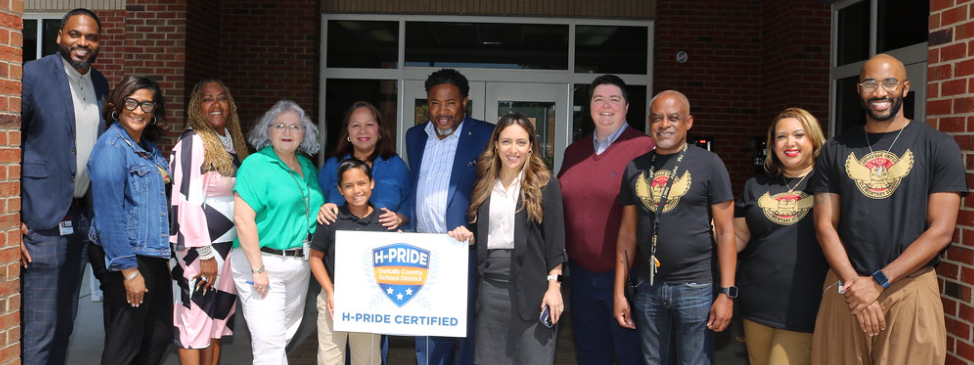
[88,123,171,270]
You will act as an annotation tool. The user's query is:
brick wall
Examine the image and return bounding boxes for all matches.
[0,1,20,363]
[185,0,219,94]
[758,0,831,133]
[653,0,764,192]
[122,0,188,151]
[929,0,974,363]
[219,0,320,132]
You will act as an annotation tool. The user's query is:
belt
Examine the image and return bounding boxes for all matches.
[260,246,304,257]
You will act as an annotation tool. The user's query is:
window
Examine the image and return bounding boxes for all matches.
[23,15,62,63]
[326,21,399,69]
[404,22,569,70]
[829,0,928,135]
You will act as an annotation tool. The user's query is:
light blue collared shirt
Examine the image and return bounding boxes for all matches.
[415,120,465,234]
[594,123,629,155]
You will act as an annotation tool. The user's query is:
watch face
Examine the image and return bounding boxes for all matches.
[721,286,738,298]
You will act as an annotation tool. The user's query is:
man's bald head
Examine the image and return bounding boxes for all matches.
[860,53,907,82]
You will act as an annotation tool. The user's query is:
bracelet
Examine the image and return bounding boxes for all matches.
[251,265,265,274]
[124,271,140,281]
[197,245,216,260]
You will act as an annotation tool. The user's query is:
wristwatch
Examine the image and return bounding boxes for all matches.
[547,274,563,283]
[872,270,890,290]
[718,286,739,299]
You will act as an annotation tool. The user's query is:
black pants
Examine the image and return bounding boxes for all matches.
[100,254,172,365]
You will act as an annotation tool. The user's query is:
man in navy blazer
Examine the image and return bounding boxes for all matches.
[20,9,109,365]
[406,69,493,365]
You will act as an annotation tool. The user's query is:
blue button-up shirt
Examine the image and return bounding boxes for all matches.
[415,120,464,234]
[594,123,629,155]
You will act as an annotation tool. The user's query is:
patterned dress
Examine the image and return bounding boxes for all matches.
[169,130,239,349]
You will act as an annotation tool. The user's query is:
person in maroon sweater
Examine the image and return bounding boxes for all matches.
[557,75,654,365]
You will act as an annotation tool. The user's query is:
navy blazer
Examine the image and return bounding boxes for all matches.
[405,115,493,231]
[21,53,109,230]
[474,177,567,321]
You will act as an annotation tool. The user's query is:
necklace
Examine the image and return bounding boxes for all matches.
[783,167,813,193]
[864,121,907,158]
[216,131,233,151]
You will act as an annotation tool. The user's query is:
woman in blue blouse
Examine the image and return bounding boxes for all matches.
[318,101,412,231]
[88,75,172,365]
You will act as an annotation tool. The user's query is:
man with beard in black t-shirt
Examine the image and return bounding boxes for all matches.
[809,54,967,365]
[613,90,737,365]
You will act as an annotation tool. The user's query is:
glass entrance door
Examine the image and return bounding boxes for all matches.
[401,80,569,172]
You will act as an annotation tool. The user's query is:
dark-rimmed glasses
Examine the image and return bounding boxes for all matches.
[123,97,157,113]
[858,78,904,94]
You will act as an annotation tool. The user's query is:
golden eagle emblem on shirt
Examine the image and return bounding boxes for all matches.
[757,191,813,225]
[845,150,913,199]
[635,169,691,213]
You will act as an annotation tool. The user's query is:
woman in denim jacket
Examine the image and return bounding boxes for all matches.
[88,75,172,365]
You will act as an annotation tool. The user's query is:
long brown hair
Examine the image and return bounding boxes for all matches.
[186,79,249,176]
[332,101,394,163]
[763,107,826,177]
[468,113,550,224]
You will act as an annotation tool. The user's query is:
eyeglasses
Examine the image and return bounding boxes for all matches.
[273,123,304,133]
[859,78,903,93]
[123,97,157,113]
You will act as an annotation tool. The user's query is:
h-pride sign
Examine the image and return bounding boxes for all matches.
[333,231,469,337]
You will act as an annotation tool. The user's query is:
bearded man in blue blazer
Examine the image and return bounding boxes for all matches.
[20,9,109,365]
[406,68,493,365]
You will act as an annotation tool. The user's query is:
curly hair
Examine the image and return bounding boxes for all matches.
[186,78,249,176]
[247,100,321,155]
[468,113,550,224]
[424,68,470,98]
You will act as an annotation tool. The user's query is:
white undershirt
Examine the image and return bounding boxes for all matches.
[487,172,522,250]
[62,57,99,198]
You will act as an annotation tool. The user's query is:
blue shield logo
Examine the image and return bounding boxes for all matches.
[372,244,430,307]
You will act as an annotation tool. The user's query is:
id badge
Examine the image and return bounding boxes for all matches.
[302,234,311,261]
[58,218,74,236]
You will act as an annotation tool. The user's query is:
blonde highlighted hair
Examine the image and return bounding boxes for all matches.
[468,114,550,224]
[763,107,826,177]
[186,79,249,176]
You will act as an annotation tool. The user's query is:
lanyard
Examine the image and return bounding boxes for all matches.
[283,160,312,240]
[647,143,688,285]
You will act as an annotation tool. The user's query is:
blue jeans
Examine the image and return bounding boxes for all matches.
[569,262,642,365]
[633,281,713,365]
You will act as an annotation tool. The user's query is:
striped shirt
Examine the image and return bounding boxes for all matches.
[415,121,465,234]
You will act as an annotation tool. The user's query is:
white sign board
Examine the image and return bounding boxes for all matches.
[332,231,469,337]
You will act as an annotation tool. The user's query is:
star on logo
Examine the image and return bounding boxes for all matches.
[406,288,413,295]
[386,287,394,295]
[397,293,404,300]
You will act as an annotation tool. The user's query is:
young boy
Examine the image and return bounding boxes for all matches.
[309,158,385,365]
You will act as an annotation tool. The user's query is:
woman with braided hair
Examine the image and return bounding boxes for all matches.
[169,78,249,365]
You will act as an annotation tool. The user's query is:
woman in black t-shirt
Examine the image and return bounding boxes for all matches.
[733,108,830,365]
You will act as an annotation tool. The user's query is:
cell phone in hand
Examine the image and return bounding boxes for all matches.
[540,305,554,328]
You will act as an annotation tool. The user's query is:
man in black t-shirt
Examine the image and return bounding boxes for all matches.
[613,90,737,365]
[809,54,967,365]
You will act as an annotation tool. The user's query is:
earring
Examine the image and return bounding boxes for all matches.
[528,149,533,154]
[347,137,351,142]
[150,116,157,125]
[111,111,119,121]
[377,135,381,140]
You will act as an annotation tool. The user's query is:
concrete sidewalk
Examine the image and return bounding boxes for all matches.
[66,267,750,364]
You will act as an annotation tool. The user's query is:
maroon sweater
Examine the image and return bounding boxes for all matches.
[557,127,654,273]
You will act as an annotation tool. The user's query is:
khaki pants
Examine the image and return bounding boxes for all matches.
[743,319,812,365]
[811,267,945,365]
[316,290,381,365]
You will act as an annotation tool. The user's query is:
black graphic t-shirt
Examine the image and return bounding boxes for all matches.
[619,145,734,283]
[735,173,828,333]
[809,121,968,275]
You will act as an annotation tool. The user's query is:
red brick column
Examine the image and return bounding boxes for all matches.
[0,1,21,363]
[928,0,974,364]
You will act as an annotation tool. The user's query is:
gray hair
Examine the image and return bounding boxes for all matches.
[649,90,691,114]
[248,99,321,155]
